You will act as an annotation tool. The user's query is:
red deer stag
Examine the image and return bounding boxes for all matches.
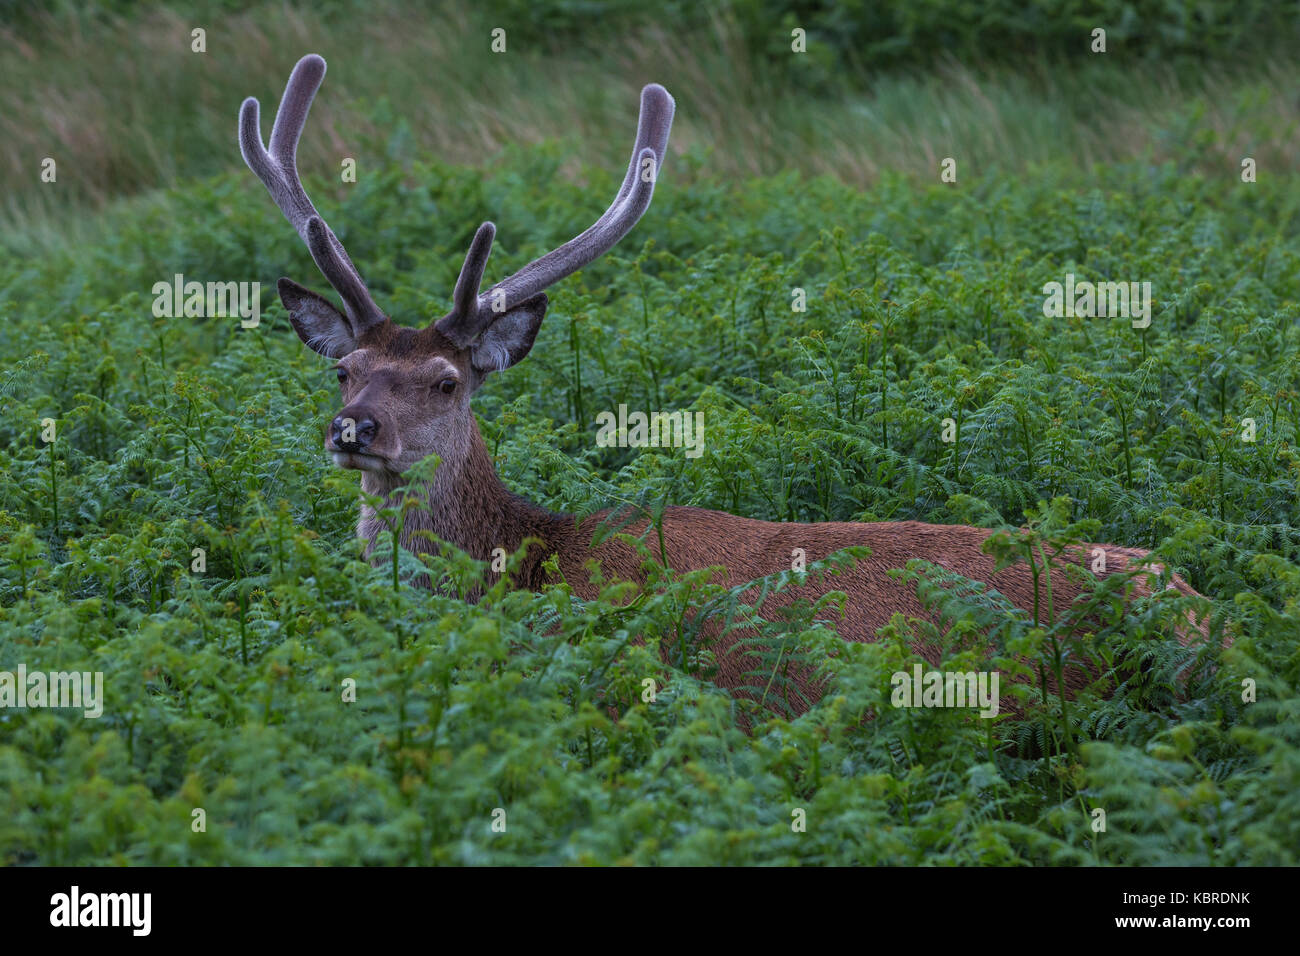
[239,55,1215,718]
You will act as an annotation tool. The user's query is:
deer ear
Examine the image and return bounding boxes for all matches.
[278,277,356,358]
[470,293,548,374]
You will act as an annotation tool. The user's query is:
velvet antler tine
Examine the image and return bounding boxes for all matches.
[452,222,496,322]
[435,84,673,347]
[239,54,386,333]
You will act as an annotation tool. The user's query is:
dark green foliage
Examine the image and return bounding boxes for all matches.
[0,139,1296,864]
[17,1,1292,75]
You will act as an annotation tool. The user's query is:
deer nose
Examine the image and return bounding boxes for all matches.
[330,414,379,452]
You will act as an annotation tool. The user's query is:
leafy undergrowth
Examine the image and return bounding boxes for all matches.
[0,150,1297,864]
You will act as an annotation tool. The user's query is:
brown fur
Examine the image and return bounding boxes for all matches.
[352,391,1218,719]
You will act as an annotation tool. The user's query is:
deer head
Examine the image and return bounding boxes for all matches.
[239,54,674,479]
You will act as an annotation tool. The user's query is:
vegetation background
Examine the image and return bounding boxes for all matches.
[0,0,1297,864]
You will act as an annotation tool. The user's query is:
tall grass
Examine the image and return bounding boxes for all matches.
[3,0,1299,250]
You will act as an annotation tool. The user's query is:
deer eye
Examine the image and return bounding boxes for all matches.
[437,378,457,395]
[334,367,347,384]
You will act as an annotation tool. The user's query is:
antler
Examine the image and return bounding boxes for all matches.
[239,54,386,333]
[436,83,675,347]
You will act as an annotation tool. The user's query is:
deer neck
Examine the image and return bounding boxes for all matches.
[356,419,567,585]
